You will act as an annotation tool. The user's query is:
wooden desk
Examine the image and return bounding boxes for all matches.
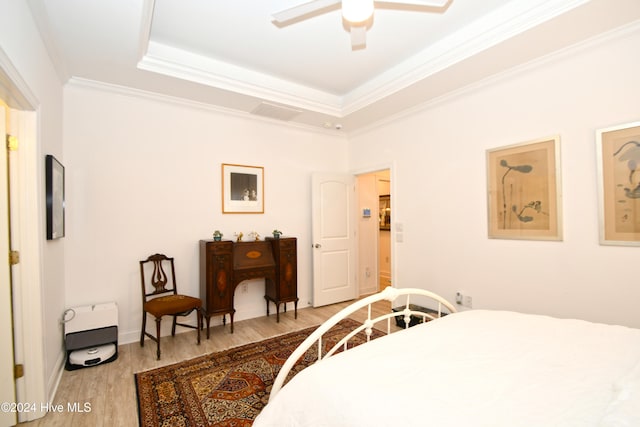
[199,237,298,337]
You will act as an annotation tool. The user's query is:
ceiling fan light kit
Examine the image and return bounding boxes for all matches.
[342,0,374,23]
[272,0,451,49]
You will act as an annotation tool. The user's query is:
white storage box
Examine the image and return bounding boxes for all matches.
[64,302,118,334]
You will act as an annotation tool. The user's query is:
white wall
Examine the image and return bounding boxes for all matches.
[63,83,348,344]
[349,24,640,328]
[0,0,65,405]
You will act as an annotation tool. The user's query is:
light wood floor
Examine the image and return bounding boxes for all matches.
[22,299,397,426]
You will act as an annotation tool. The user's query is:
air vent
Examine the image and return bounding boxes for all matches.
[250,102,302,121]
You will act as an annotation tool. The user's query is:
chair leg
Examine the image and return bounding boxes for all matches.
[171,315,177,336]
[140,312,147,347]
[196,309,202,345]
[155,317,162,360]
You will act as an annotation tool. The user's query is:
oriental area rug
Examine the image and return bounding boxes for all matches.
[135,319,384,427]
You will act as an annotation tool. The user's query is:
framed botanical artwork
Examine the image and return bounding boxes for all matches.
[596,120,640,246]
[486,136,562,240]
[222,163,264,214]
[45,154,65,240]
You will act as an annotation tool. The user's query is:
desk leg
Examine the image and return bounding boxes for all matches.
[205,315,211,339]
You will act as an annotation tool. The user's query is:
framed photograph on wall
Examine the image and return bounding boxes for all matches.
[596,120,640,246]
[486,136,562,240]
[222,163,264,214]
[45,154,65,239]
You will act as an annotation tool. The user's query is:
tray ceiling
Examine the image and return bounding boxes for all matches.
[27,0,640,132]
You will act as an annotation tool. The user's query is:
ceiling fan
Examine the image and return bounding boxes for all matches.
[272,0,451,49]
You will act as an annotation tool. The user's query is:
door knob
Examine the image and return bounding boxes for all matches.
[314,243,322,248]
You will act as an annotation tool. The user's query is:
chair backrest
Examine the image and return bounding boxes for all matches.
[139,253,178,302]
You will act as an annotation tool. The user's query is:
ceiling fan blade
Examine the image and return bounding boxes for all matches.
[272,0,341,24]
[350,25,367,49]
[376,0,449,7]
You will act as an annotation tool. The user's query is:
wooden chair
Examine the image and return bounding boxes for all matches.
[139,253,202,359]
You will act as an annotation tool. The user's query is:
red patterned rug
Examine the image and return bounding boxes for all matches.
[135,319,384,426]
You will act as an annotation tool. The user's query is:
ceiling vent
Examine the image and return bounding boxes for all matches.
[250,102,302,121]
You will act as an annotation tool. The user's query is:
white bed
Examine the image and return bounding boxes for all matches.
[254,287,640,427]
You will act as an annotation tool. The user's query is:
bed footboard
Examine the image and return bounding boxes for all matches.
[269,286,457,401]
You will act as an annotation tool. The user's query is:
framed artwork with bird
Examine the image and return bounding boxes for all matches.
[597,120,640,245]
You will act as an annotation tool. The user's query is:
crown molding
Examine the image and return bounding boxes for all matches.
[137,0,588,118]
[65,77,346,137]
[342,0,590,115]
[138,41,344,116]
[348,18,640,138]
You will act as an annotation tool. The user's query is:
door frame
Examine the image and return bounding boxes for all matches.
[351,163,396,298]
[1,48,47,422]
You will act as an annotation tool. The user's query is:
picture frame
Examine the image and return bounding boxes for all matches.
[596,120,640,246]
[222,163,264,214]
[379,195,390,230]
[45,154,65,240]
[486,136,562,240]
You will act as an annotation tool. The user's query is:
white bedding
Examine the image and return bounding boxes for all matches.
[254,310,640,427]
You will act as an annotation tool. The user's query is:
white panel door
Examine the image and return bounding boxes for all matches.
[312,173,357,307]
[0,106,17,427]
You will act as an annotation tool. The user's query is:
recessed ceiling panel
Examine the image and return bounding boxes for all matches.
[147,0,512,101]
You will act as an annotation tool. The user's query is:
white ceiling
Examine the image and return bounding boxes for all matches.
[27,0,640,132]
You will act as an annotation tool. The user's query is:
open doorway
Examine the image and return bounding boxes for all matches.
[356,169,391,297]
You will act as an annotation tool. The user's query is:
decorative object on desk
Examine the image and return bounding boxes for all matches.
[252,231,260,241]
[222,163,264,214]
[45,154,65,240]
[596,120,640,246]
[235,232,243,242]
[486,136,562,241]
[135,319,384,427]
[272,229,282,238]
[212,230,223,241]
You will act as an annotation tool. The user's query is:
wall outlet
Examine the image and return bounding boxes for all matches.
[456,292,472,308]
[463,295,473,308]
[241,283,248,293]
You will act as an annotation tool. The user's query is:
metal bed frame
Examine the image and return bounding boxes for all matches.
[269,286,458,401]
